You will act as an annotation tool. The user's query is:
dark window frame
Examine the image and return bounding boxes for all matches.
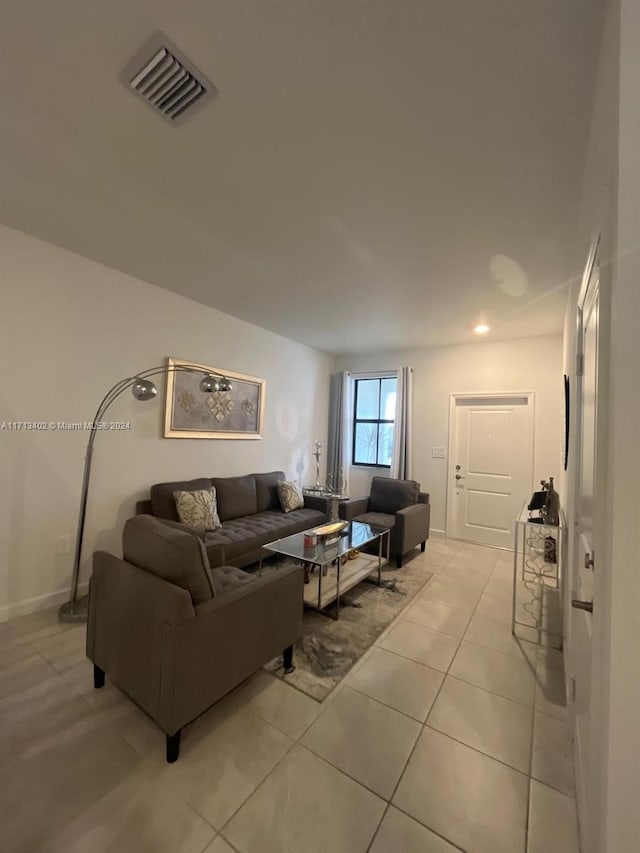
[352,377,396,468]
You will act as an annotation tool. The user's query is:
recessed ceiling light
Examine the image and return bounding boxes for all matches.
[474,324,490,335]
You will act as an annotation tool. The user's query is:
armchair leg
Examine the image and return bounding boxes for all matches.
[93,664,105,689]
[283,644,296,675]
[166,730,181,764]
[421,540,426,552]
[396,555,403,569]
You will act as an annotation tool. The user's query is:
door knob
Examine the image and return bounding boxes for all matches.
[584,552,594,570]
[571,599,593,613]
[455,474,464,480]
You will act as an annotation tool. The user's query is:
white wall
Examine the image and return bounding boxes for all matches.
[0,224,332,620]
[336,335,563,533]
[605,5,640,847]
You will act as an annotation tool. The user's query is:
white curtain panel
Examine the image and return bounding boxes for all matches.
[327,371,352,495]
[391,366,413,479]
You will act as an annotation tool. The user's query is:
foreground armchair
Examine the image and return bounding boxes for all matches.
[87,515,302,763]
[339,476,430,567]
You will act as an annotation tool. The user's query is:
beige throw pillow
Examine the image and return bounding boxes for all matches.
[173,488,221,530]
[277,480,304,513]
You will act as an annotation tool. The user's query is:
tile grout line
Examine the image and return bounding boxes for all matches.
[18,621,229,840]
[223,548,569,848]
[217,736,299,837]
[286,550,448,713]
[380,544,530,851]
[241,544,557,851]
[8,547,569,852]
[422,551,537,779]
[365,546,468,853]
[370,542,500,850]
[252,548,468,853]
[524,646,543,853]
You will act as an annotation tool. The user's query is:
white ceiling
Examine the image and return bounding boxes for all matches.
[0,0,604,354]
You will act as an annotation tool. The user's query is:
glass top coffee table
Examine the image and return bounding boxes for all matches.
[261,521,390,618]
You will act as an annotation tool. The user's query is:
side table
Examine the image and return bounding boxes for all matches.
[303,487,349,522]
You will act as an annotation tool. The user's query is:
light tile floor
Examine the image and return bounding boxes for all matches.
[0,539,580,853]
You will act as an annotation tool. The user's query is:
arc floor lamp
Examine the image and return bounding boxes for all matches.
[58,362,232,623]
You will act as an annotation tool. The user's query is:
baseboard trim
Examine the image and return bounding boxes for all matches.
[0,582,89,623]
[429,528,447,538]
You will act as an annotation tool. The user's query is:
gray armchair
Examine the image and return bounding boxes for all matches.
[339,476,430,567]
[86,515,302,763]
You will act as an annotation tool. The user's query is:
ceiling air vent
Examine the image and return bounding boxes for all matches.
[122,32,217,125]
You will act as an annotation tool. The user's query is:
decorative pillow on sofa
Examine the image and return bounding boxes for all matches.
[173,488,221,530]
[277,480,304,513]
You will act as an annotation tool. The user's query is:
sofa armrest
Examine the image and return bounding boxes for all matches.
[171,566,303,732]
[395,502,431,552]
[303,493,330,515]
[338,497,369,520]
[87,551,195,726]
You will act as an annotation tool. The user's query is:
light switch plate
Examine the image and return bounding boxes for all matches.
[432,446,447,459]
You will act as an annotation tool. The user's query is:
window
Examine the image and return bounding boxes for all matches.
[352,376,397,467]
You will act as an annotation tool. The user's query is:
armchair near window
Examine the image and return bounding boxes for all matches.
[339,476,430,567]
[86,515,302,763]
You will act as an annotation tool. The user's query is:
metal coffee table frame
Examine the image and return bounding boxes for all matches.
[260,521,391,619]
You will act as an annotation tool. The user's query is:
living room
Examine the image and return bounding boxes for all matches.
[2,2,639,852]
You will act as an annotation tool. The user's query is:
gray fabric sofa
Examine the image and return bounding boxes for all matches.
[87,514,303,763]
[135,470,328,569]
[339,476,430,567]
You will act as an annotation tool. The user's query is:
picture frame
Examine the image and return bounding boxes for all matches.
[164,357,265,439]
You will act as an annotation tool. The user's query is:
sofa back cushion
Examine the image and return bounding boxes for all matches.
[255,471,286,512]
[122,515,215,605]
[211,474,258,522]
[369,476,420,514]
[150,478,212,521]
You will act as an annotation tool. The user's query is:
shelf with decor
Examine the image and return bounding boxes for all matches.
[512,501,566,650]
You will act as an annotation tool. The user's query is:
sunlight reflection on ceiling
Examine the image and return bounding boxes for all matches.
[489,254,529,297]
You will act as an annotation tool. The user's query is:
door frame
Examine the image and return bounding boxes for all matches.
[445,391,536,543]
[567,230,611,853]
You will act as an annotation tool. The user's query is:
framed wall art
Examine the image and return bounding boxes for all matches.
[164,357,265,439]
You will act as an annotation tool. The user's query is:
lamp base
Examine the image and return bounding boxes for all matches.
[58,594,89,624]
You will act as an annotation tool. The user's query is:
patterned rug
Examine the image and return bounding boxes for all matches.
[264,555,435,701]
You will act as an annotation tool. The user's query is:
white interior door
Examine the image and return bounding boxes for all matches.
[448,395,534,548]
[571,249,599,849]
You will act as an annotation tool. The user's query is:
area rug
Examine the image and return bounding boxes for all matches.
[264,556,434,701]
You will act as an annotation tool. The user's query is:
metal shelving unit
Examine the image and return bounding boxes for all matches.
[512,502,566,649]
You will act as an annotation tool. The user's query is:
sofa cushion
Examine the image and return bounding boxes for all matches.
[369,476,420,514]
[173,488,221,530]
[353,511,396,531]
[210,565,255,597]
[122,515,215,605]
[255,471,286,512]
[150,478,212,522]
[212,475,258,522]
[277,480,304,513]
[202,508,326,562]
